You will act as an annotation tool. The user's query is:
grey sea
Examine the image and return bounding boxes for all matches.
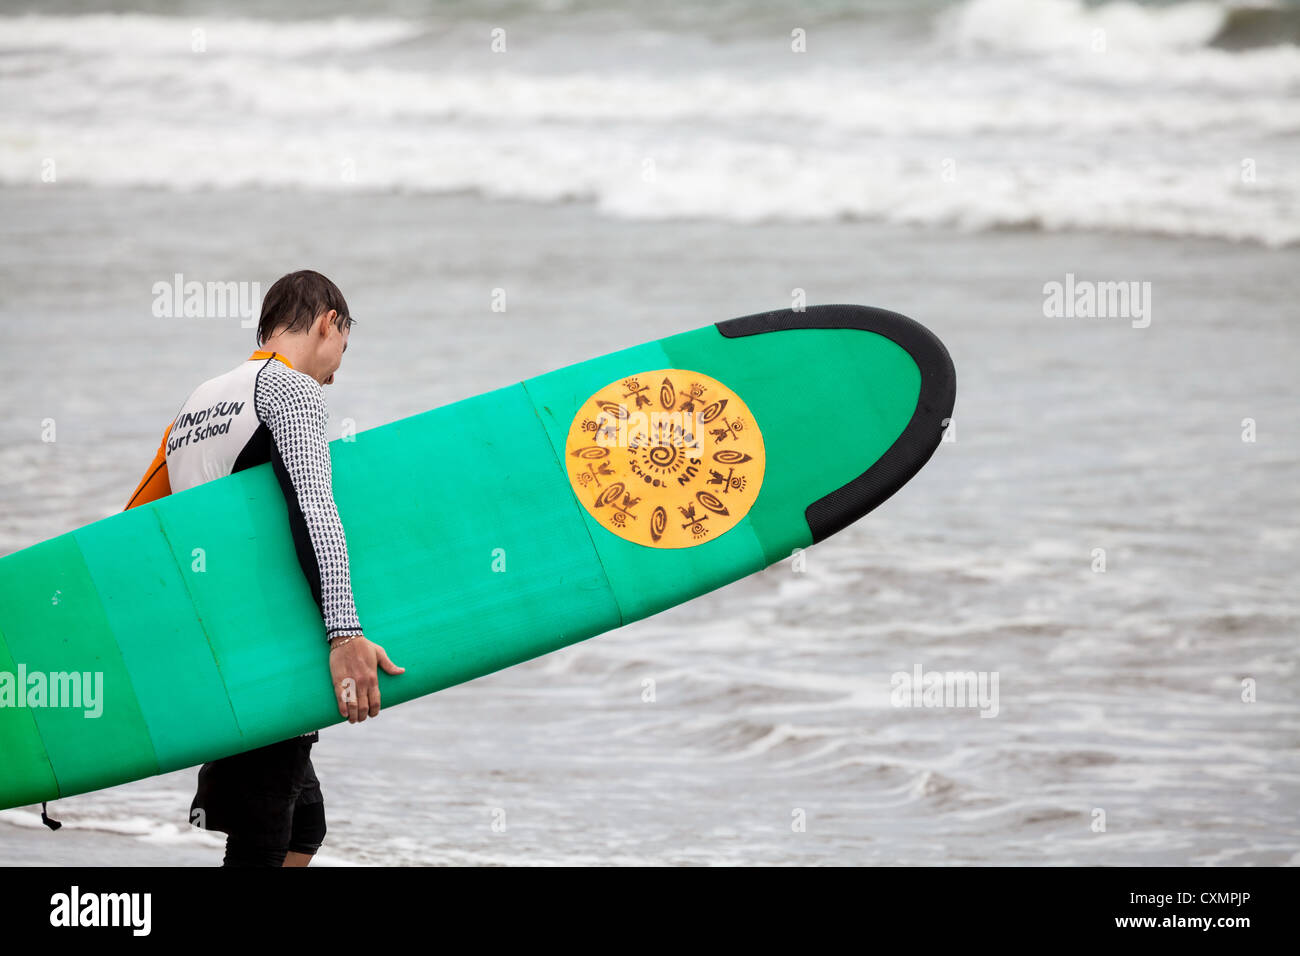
[0,0,1297,865]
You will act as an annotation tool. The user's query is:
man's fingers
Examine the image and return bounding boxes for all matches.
[345,676,363,724]
[330,639,403,725]
[335,677,351,718]
[375,645,405,676]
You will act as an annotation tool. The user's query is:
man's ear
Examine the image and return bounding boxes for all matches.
[318,309,337,337]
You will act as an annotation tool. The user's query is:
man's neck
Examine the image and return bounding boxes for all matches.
[259,335,319,383]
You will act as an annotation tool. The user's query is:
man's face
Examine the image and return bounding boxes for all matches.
[320,311,350,385]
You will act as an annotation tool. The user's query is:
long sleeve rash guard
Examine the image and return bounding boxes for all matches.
[125,350,364,642]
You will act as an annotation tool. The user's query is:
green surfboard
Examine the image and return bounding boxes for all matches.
[0,305,955,811]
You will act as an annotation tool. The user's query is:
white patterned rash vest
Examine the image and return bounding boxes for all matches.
[126,350,365,645]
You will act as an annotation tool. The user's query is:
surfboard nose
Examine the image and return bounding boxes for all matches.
[714,304,956,543]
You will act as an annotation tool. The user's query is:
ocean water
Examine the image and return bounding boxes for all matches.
[0,0,1297,865]
[2,0,1298,244]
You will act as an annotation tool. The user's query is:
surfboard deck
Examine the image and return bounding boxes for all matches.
[0,305,955,811]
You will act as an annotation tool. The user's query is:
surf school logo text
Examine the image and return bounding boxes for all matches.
[1042,272,1152,328]
[151,273,260,328]
[166,400,247,455]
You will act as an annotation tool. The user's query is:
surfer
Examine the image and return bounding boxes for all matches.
[126,269,404,867]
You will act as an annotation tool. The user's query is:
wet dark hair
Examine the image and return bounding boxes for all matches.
[256,270,351,346]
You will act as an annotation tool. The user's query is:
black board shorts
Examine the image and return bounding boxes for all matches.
[190,731,325,856]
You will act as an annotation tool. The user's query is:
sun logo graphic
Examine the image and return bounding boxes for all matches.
[565,369,765,548]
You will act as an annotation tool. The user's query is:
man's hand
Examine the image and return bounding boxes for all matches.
[329,635,405,723]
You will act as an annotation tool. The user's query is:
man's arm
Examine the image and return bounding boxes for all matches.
[255,360,404,724]
[125,424,173,510]
[254,364,364,640]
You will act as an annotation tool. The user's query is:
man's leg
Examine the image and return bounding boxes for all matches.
[223,837,289,867]
[282,758,327,867]
[191,736,315,867]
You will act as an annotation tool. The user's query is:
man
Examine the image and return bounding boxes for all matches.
[125,270,404,867]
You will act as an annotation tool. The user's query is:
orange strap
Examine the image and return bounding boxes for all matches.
[124,423,173,510]
[250,350,294,369]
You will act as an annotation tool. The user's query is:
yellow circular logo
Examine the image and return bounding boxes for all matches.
[564,369,765,548]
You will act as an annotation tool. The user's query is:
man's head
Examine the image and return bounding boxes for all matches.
[256,270,353,385]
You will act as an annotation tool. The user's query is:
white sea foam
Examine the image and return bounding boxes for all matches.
[0,13,423,56]
[1,8,1296,245]
[941,0,1230,54]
